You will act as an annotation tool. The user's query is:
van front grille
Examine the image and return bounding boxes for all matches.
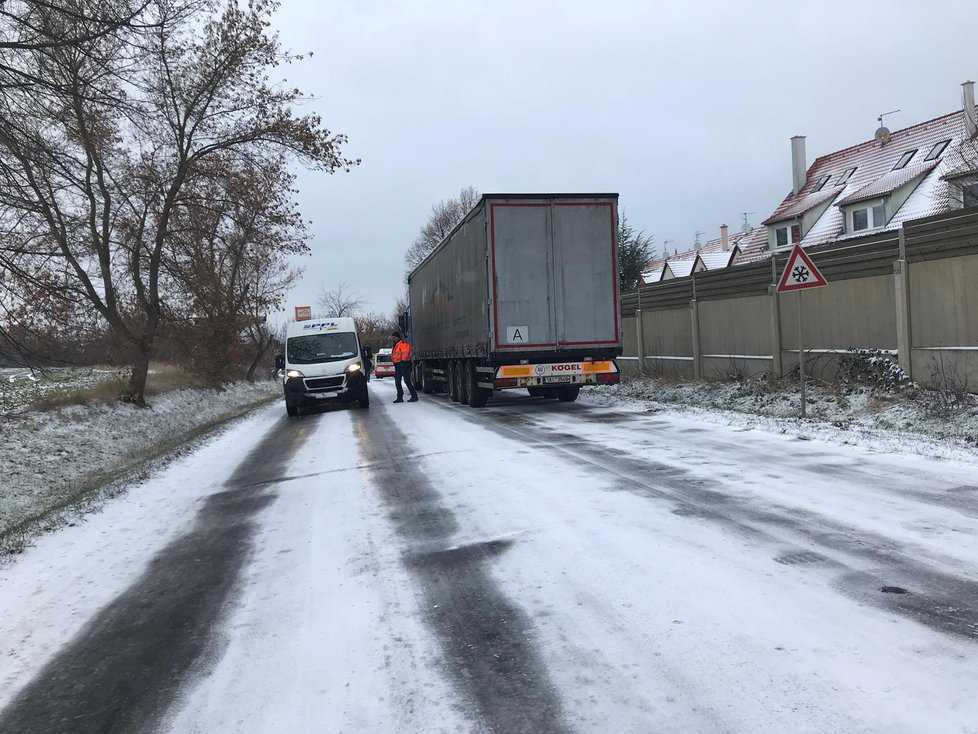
[304,376,345,391]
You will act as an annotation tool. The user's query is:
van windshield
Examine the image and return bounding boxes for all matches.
[287,333,359,364]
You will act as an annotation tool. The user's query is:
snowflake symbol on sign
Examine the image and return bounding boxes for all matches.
[792,265,811,283]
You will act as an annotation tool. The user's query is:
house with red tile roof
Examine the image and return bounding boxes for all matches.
[641,80,978,278]
[760,81,978,254]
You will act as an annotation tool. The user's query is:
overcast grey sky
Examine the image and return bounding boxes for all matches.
[271,0,976,318]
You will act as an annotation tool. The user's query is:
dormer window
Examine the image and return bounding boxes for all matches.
[893,149,918,170]
[924,139,951,160]
[774,224,801,247]
[965,183,978,208]
[811,175,831,192]
[836,167,856,186]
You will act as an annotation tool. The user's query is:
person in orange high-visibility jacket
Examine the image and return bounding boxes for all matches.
[390,332,418,403]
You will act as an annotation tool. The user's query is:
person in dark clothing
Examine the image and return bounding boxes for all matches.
[390,332,418,403]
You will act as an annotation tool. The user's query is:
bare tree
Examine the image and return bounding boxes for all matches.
[0,0,358,404]
[404,186,479,271]
[318,281,366,318]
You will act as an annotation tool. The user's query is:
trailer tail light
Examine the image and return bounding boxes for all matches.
[596,372,620,384]
[496,377,517,388]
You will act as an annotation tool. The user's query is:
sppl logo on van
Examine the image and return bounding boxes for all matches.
[302,321,340,330]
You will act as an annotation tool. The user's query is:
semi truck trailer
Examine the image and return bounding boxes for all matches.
[404,193,622,408]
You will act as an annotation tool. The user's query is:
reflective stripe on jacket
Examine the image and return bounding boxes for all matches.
[392,340,412,362]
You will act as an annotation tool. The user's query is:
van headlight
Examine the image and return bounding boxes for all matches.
[345,362,362,373]
[286,369,304,379]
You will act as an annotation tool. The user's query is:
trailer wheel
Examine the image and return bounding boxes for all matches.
[466,363,488,408]
[420,363,435,394]
[557,386,581,402]
[448,361,461,402]
[457,361,471,405]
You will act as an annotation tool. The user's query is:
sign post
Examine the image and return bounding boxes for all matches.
[776,245,828,418]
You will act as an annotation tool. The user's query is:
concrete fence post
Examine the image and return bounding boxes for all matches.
[769,255,784,378]
[635,309,646,372]
[894,227,913,379]
[690,299,702,379]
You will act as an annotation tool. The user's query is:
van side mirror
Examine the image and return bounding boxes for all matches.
[274,354,285,370]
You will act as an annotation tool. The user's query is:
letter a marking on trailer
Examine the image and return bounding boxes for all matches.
[506,326,528,343]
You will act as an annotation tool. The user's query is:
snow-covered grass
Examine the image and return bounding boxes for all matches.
[0,366,127,414]
[582,374,978,462]
[0,380,279,551]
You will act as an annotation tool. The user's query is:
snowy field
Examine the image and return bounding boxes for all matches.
[0,367,125,414]
[0,380,278,547]
[1,379,976,733]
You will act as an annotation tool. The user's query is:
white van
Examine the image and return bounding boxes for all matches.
[275,317,371,416]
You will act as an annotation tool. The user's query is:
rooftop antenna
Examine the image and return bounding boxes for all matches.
[875,109,900,145]
[663,239,673,259]
[741,212,756,233]
[694,230,705,248]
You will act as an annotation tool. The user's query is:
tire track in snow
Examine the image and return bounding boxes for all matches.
[352,403,570,734]
[0,415,316,734]
[436,396,978,644]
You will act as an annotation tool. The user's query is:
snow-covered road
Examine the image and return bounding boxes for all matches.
[2,380,977,733]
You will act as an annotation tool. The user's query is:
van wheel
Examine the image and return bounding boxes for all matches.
[557,386,581,402]
[466,363,489,408]
[357,390,370,409]
[448,361,461,402]
[286,402,298,417]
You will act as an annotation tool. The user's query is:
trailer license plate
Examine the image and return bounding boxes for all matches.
[543,376,572,384]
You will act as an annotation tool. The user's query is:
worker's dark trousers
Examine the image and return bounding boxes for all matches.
[394,361,417,399]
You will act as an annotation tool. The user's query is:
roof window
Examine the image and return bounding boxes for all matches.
[811,174,831,192]
[835,167,856,186]
[892,149,918,170]
[924,139,951,161]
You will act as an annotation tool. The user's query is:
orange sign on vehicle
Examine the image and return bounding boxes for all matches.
[499,365,532,378]
[582,361,614,374]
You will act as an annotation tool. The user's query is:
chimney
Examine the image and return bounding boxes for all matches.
[720,224,729,251]
[791,136,807,196]
[963,80,977,138]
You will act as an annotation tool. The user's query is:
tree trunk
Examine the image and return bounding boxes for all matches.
[245,335,272,381]
[126,345,152,405]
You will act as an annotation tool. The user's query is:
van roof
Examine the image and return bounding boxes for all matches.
[377,348,392,354]
[286,317,357,337]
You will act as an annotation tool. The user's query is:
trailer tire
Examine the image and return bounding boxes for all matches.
[458,361,471,405]
[465,363,488,408]
[448,361,461,402]
[557,386,581,402]
[420,363,435,394]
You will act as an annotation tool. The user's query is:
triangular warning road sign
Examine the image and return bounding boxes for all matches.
[777,244,828,293]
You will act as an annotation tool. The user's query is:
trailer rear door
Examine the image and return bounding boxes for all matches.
[489,197,619,352]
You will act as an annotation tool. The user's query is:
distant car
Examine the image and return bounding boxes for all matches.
[373,348,395,378]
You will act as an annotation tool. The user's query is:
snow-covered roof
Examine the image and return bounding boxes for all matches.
[663,256,701,279]
[762,107,976,247]
[836,159,940,206]
[763,187,840,224]
[698,247,740,270]
[641,267,664,284]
